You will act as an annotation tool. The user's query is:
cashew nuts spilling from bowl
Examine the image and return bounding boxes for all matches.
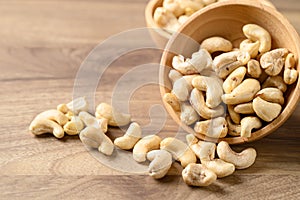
[260,48,289,76]
[217,141,257,169]
[284,53,298,85]
[132,135,161,162]
[200,36,233,54]
[147,149,173,179]
[114,122,142,150]
[194,117,228,139]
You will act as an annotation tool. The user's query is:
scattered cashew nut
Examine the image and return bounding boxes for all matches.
[63,116,84,135]
[66,96,89,115]
[114,122,142,150]
[147,149,173,179]
[79,111,108,133]
[29,118,65,138]
[132,135,161,162]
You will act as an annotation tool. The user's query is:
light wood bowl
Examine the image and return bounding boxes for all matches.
[159,0,300,144]
[145,0,276,48]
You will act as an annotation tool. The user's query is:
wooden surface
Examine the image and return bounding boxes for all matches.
[0,0,299,199]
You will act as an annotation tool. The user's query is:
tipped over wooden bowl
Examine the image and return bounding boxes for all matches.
[159,0,300,144]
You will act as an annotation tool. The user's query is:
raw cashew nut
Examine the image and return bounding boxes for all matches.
[95,103,131,127]
[29,118,65,138]
[172,55,198,75]
[57,103,70,114]
[227,105,241,124]
[194,117,228,138]
[253,97,282,122]
[180,103,200,125]
[190,141,216,161]
[114,122,142,150]
[223,66,247,94]
[163,0,185,17]
[234,103,255,114]
[262,76,287,92]
[201,159,235,178]
[147,150,172,179]
[260,48,289,76]
[255,88,284,105]
[63,116,84,135]
[172,75,196,101]
[226,116,241,137]
[66,96,89,115]
[160,137,197,167]
[80,126,114,156]
[187,49,213,72]
[240,39,260,58]
[242,24,271,53]
[284,53,298,85]
[153,7,178,28]
[79,111,108,133]
[192,75,224,108]
[222,79,261,105]
[190,88,225,119]
[132,135,161,162]
[163,93,181,112]
[217,141,257,169]
[168,69,182,84]
[186,134,198,146]
[240,116,262,138]
[200,36,233,54]
[247,59,262,78]
[34,109,69,126]
[182,163,217,187]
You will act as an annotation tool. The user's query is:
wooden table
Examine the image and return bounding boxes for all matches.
[0,0,299,199]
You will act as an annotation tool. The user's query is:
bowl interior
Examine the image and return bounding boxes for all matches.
[160,1,300,144]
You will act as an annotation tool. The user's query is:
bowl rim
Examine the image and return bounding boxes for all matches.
[159,0,300,144]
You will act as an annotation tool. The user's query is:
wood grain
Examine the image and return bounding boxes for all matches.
[0,0,299,199]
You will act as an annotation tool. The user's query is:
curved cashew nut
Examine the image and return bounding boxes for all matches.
[200,36,233,54]
[255,88,284,105]
[182,163,217,187]
[240,116,262,138]
[192,75,223,108]
[147,150,173,179]
[227,105,241,124]
[226,116,241,137]
[163,93,181,112]
[168,69,182,84]
[242,24,271,53]
[180,103,200,125]
[190,88,225,119]
[260,48,289,76]
[240,39,260,58]
[262,76,287,92]
[191,141,216,161]
[186,133,198,146]
[253,97,282,122]
[234,103,255,114]
[223,66,247,94]
[79,111,108,133]
[172,55,198,75]
[172,75,196,101]
[63,116,84,135]
[80,126,114,156]
[247,59,262,78]
[222,79,261,105]
[114,122,142,150]
[187,49,213,72]
[132,135,161,162]
[194,117,228,138]
[284,53,298,85]
[95,103,131,127]
[217,141,257,169]
[35,109,69,126]
[66,96,89,115]
[29,118,65,138]
[160,137,197,167]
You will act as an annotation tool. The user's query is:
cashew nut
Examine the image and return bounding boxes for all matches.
[168,69,182,84]
[240,116,262,138]
[79,126,114,156]
[163,0,185,17]
[234,102,255,114]
[260,48,289,76]
[255,88,284,105]
[172,75,196,101]
[227,104,241,124]
[217,141,257,169]
[63,116,84,135]
[57,103,70,114]
[200,36,233,54]
[163,93,181,112]
[182,163,217,187]
[186,133,198,146]
[114,122,142,150]
[29,118,65,138]
[194,117,228,138]
[95,103,131,127]
[187,49,213,72]
[172,55,198,75]
[222,78,261,105]
[253,97,282,122]
[284,53,298,85]
[192,75,223,108]
[160,137,197,167]
[180,102,200,125]
[240,39,260,58]
[190,141,216,161]
[262,76,287,92]
[247,59,262,78]
[34,109,69,126]
[66,96,89,115]
[242,24,271,53]
[226,116,241,137]
[201,159,235,178]
[190,88,225,119]
[223,66,247,94]
[79,111,108,133]
[147,150,172,179]
[132,135,161,162]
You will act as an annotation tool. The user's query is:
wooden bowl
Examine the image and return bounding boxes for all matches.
[145,0,276,48]
[159,0,300,144]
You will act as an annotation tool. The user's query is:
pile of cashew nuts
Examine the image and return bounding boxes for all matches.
[164,23,298,140]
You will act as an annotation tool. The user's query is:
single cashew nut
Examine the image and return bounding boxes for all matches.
[163,93,181,112]
[187,49,213,72]
[66,96,89,115]
[80,126,114,156]
[95,103,131,127]
[194,117,228,138]
[29,118,65,138]
[79,111,108,133]
[255,88,284,105]
[180,102,200,125]
[172,75,196,101]
[132,135,161,162]
[200,36,233,54]
[247,59,262,78]
[284,53,298,85]
[242,24,271,53]
[114,122,142,150]
[240,116,262,138]
[168,69,182,84]
[190,141,216,161]
[186,133,198,146]
[172,55,198,75]
[253,97,282,122]
[217,141,257,169]
[227,105,241,124]
[262,76,287,92]
[201,159,235,178]
[190,88,225,119]
[222,79,261,105]
[226,116,241,137]
[160,137,197,167]
[260,48,289,76]
[240,39,260,58]
[182,163,217,187]
[223,66,247,94]
[234,103,255,114]
[147,150,173,179]
[34,109,69,126]
[63,116,84,135]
